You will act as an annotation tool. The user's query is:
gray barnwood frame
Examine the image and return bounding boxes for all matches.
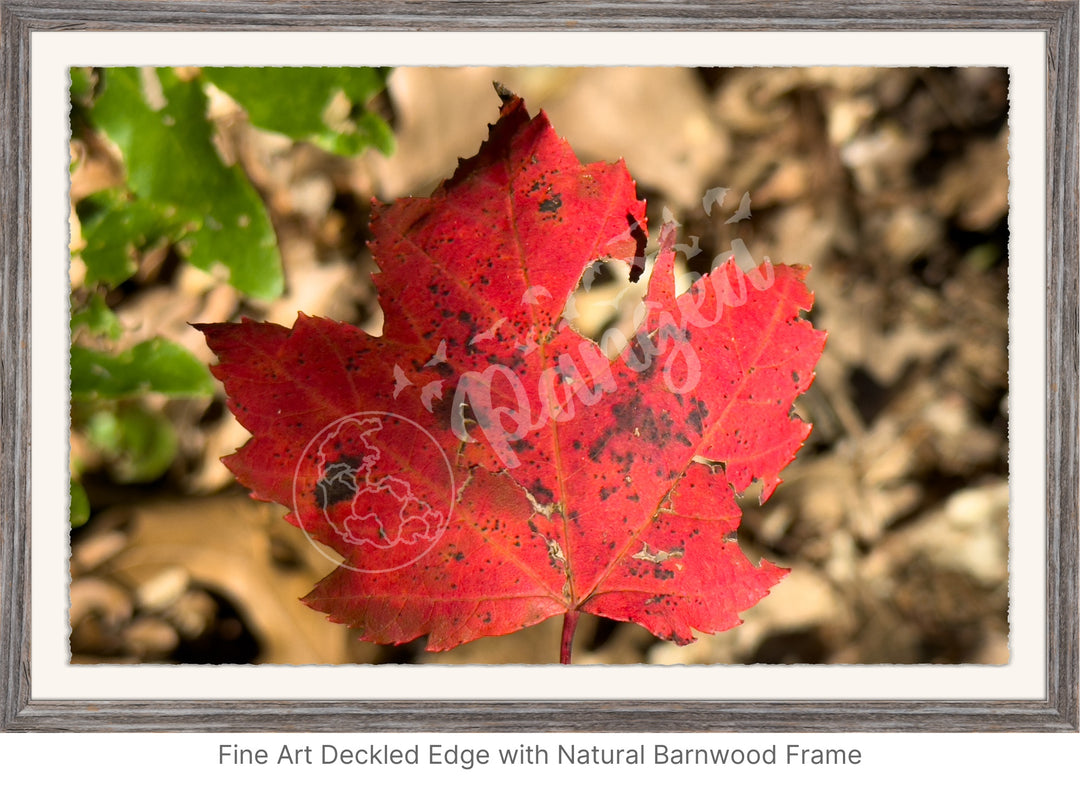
[1,0,1076,732]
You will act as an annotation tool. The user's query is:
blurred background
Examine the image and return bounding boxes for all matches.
[68,66,1009,666]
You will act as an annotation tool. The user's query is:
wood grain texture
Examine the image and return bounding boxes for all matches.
[1042,0,1080,736]
[1,0,1076,732]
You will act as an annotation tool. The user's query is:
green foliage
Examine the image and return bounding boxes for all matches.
[70,480,90,527]
[76,189,173,288]
[202,67,395,157]
[71,338,215,400]
[70,292,122,341]
[68,66,395,525]
[81,403,180,484]
[69,66,95,108]
[71,65,392,299]
[85,67,284,299]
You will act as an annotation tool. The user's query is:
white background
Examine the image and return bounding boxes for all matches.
[2,732,1078,783]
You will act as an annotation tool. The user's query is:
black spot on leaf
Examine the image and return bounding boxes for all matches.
[539,194,563,213]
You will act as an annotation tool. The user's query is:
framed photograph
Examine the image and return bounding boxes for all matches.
[1,1,1076,733]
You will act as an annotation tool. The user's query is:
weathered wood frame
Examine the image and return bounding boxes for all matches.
[2,0,1076,732]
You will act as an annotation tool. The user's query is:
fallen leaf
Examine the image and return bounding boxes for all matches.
[199,93,824,661]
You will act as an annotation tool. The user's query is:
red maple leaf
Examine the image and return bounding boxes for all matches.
[198,92,825,663]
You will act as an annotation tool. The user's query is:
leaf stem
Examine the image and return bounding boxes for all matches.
[560,610,580,664]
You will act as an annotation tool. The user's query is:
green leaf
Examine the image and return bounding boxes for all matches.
[76,189,176,288]
[71,293,124,341]
[71,338,215,399]
[202,67,394,156]
[84,405,178,483]
[69,67,95,107]
[87,67,283,299]
[70,479,91,527]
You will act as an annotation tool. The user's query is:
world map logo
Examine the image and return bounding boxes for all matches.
[292,412,454,573]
